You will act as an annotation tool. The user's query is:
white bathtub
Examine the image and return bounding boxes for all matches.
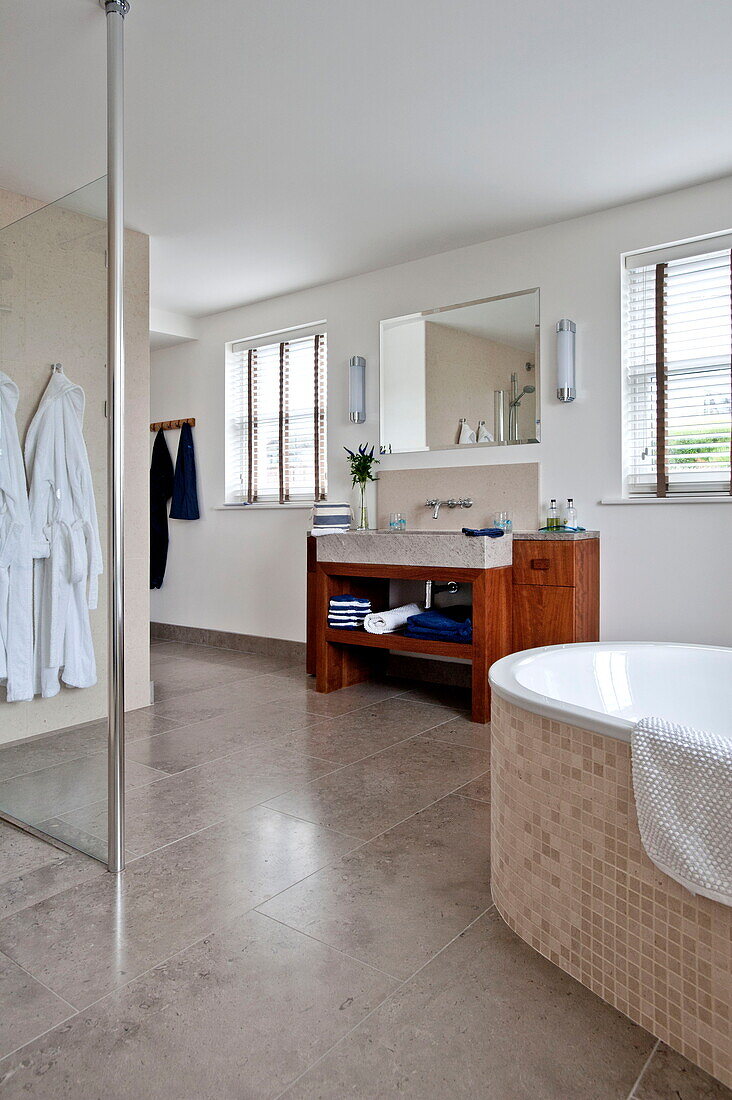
[489,641,732,742]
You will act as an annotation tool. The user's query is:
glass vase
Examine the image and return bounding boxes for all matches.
[356,483,369,530]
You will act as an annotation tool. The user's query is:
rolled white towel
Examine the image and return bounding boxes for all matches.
[363,603,422,635]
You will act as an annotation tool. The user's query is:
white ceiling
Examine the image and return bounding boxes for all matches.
[2,1,732,319]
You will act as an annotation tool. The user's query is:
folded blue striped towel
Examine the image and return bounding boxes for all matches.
[328,594,371,630]
[312,502,352,529]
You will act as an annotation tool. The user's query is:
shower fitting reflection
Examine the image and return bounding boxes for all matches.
[508,370,536,442]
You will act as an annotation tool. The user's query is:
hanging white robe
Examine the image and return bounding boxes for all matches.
[0,372,33,702]
[25,371,102,698]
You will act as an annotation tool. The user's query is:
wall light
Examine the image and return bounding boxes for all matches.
[349,355,366,423]
[556,319,576,402]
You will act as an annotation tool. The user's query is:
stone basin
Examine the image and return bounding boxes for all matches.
[314,530,512,569]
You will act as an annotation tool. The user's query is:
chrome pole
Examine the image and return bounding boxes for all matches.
[101,0,129,874]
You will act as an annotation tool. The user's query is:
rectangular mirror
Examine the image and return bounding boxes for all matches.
[380,288,540,454]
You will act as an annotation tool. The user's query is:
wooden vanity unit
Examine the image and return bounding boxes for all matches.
[307,531,599,724]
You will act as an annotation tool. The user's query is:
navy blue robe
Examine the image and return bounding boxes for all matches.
[170,423,200,520]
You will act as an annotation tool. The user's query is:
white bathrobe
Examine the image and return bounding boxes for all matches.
[0,372,33,702]
[25,371,103,698]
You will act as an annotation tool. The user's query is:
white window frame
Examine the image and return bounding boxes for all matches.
[225,322,327,507]
[620,232,732,501]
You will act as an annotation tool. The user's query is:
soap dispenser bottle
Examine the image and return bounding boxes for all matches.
[547,499,560,530]
[564,498,578,530]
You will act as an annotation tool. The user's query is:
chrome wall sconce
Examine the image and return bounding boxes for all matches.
[349,355,366,423]
[556,319,576,402]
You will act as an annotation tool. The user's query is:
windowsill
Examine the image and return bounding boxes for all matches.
[215,501,315,511]
[600,495,732,505]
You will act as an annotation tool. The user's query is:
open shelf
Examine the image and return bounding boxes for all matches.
[323,626,473,659]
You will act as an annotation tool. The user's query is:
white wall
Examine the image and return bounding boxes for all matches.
[151,175,732,646]
[381,319,426,452]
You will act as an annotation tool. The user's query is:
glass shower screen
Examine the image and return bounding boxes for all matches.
[0,178,111,863]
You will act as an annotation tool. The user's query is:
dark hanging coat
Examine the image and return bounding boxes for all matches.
[150,429,174,589]
[170,423,200,520]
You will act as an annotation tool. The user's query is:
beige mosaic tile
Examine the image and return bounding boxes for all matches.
[490,696,732,1090]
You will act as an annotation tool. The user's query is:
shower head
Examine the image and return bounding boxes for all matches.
[510,384,535,406]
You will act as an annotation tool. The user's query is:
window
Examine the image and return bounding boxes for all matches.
[623,241,732,497]
[226,327,327,504]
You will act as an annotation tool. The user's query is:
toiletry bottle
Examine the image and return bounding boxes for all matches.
[565,498,578,530]
[547,499,560,530]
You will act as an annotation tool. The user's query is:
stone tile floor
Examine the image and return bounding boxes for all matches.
[0,640,728,1098]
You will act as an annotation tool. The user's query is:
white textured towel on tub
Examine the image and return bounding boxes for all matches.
[363,603,422,635]
[632,716,732,907]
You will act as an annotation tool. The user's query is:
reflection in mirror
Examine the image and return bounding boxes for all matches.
[380,288,539,454]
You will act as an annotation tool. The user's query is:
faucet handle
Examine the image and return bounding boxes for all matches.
[461,498,473,509]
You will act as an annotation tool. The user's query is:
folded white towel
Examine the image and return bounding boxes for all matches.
[632,716,732,907]
[458,419,476,445]
[363,603,422,635]
[311,527,350,536]
[477,420,494,443]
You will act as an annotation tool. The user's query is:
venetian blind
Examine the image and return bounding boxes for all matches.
[624,247,732,495]
[226,331,327,503]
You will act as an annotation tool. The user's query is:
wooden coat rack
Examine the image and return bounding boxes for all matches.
[150,418,196,432]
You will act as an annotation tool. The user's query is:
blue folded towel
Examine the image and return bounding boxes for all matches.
[405,606,472,643]
[462,527,505,538]
[328,593,371,630]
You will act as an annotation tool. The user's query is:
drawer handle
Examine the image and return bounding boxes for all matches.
[531,558,551,571]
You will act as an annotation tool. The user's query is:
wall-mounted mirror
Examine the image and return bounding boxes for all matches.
[380,288,539,454]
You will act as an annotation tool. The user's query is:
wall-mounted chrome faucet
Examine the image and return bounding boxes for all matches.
[425,498,473,520]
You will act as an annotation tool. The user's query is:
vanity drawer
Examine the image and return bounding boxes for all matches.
[512,540,576,586]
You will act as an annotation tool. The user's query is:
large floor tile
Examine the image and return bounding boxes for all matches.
[266,736,490,840]
[152,655,262,701]
[634,1043,732,1099]
[0,708,178,787]
[0,820,74,881]
[0,722,107,782]
[0,806,360,1009]
[455,770,491,803]
[61,742,342,856]
[397,683,471,711]
[0,823,103,920]
[268,677,412,718]
[282,909,655,1099]
[419,713,492,752]
[0,951,72,1061]
[150,674,408,730]
[278,697,459,765]
[33,817,111,864]
[151,640,291,669]
[259,793,491,978]
[122,708,187,741]
[0,754,164,824]
[0,911,397,1099]
[126,700,323,774]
